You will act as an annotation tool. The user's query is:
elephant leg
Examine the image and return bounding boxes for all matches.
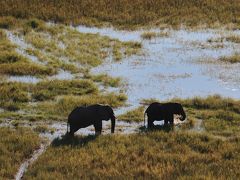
[94,121,102,135]
[148,117,154,129]
[164,119,168,126]
[69,124,80,136]
[169,115,174,126]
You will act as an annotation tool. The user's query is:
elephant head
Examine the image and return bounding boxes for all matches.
[176,104,186,121]
[99,105,115,133]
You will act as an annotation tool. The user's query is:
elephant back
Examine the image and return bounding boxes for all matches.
[68,106,86,122]
[145,102,162,114]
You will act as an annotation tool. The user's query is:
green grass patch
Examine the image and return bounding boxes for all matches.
[0,127,40,179]
[24,132,240,179]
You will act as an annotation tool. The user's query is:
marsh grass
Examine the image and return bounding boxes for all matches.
[0,127,40,179]
[141,31,170,40]
[219,53,240,63]
[89,74,121,87]
[118,106,145,122]
[0,82,30,106]
[126,95,240,137]
[0,51,24,63]
[35,93,127,119]
[0,29,57,76]
[21,21,141,69]
[226,35,240,43]
[0,16,18,29]
[0,62,56,76]
[0,18,139,120]
[0,1,239,29]
[24,132,240,179]
[32,79,98,101]
[34,125,54,134]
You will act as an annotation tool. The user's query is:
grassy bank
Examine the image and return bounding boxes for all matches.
[119,95,240,137]
[24,131,240,179]
[0,127,40,179]
[0,0,239,29]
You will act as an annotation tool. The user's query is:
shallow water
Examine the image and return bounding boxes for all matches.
[76,26,240,113]
[8,75,41,84]
[47,70,74,81]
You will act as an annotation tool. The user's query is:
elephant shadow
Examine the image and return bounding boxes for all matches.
[51,134,97,147]
[139,124,174,133]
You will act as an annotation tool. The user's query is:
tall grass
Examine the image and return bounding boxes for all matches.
[0,127,40,179]
[118,106,144,122]
[24,131,240,179]
[0,62,56,76]
[0,0,239,28]
[35,93,127,119]
[32,79,98,101]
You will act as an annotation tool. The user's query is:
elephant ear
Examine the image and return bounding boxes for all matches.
[98,105,111,120]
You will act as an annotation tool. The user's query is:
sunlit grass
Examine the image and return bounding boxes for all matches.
[24,131,240,179]
[0,1,239,29]
[0,127,40,179]
[0,62,56,76]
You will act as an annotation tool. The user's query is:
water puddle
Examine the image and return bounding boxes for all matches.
[47,70,74,81]
[8,75,41,84]
[75,26,240,114]
[191,118,205,132]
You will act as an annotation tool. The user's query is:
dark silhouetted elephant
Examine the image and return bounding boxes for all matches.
[144,102,186,128]
[67,104,115,136]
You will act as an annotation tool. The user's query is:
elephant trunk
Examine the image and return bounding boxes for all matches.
[111,115,115,133]
[180,109,186,121]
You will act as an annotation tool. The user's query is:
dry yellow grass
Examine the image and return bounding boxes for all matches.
[0,0,239,28]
